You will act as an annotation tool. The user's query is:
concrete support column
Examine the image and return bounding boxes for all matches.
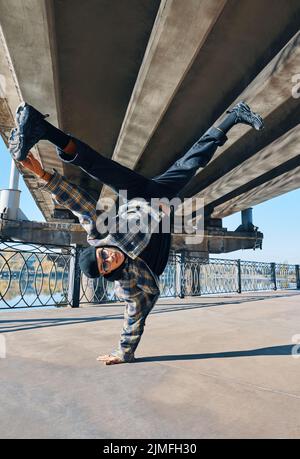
[68,245,81,308]
[9,159,20,189]
[237,259,242,293]
[0,159,21,220]
[241,208,253,230]
[295,265,300,289]
[178,251,185,299]
[271,262,277,291]
[0,189,21,220]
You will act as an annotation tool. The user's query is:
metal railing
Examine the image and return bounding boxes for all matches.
[0,240,299,309]
[0,240,72,309]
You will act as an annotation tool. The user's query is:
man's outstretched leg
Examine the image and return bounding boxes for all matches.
[9,100,263,201]
[151,101,264,198]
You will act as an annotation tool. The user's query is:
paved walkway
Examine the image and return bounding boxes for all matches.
[1,290,300,439]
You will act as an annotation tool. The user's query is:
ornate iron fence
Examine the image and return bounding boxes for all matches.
[79,251,181,304]
[80,274,119,304]
[0,240,72,309]
[0,239,299,309]
[240,261,275,291]
[275,263,298,290]
[183,257,239,296]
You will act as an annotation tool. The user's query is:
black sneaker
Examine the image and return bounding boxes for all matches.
[9,102,49,161]
[227,101,264,131]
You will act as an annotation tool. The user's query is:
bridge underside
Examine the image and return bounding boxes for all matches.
[0,0,300,252]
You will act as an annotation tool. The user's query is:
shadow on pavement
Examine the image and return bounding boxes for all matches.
[0,291,299,333]
[135,344,295,363]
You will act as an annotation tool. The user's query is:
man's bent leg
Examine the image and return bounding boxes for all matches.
[149,101,263,198]
[57,138,157,199]
[151,126,227,198]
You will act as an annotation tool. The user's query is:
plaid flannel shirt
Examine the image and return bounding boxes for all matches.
[42,171,164,258]
[41,171,162,361]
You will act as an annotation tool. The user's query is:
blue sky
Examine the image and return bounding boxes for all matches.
[0,137,299,264]
[218,190,300,264]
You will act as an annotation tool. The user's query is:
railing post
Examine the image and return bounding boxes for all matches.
[237,259,242,293]
[179,251,185,299]
[68,244,81,308]
[271,262,277,291]
[296,265,300,289]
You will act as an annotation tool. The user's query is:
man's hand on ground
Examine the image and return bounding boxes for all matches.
[96,354,125,365]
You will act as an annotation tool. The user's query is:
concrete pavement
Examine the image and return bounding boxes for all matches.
[0,290,300,439]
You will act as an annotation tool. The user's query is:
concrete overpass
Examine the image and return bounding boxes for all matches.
[0,0,299,254]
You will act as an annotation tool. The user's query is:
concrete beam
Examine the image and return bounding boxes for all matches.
[0,29,20,134]
[0,218,263,254]
[51,0,160,155]
[1,0,299,232]
[172,230,263,253]
[135,0,300,178]
[18,0,161,214]
[0,0,58,123]
[100,0,227,199]
[196,119,300,218]
[0,219,86,246]
[0,0,64,220]
[212,163,300,218]
[181,30,300,213]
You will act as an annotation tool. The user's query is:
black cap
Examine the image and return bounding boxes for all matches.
[79,246,127,281]
[79,246,99,278]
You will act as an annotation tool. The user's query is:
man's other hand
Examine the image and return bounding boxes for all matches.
[20,152,51,181]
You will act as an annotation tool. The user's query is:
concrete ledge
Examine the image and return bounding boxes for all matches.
[0,218,263,252]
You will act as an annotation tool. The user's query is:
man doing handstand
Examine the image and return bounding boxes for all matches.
[9,101,263,364]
